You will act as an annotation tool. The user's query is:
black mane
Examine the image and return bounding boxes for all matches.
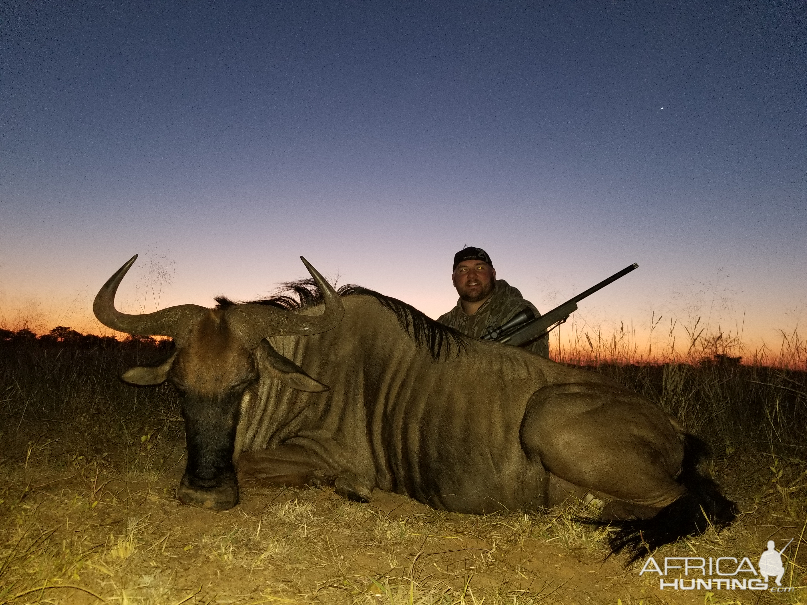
[215,279,467,360]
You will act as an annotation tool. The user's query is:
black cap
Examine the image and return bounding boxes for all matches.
[453,247,493,271]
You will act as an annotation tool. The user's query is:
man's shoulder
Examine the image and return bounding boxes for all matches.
[493,279,522,298]
[436,304,462,325]
[492,280,537,311]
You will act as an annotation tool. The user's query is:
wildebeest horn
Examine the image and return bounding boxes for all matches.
[94,255,344,341]
[294,256,344,334]
[93,254,207,338]
[227,256,344,341]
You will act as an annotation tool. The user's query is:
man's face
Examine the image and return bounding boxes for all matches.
[452,260,496,303]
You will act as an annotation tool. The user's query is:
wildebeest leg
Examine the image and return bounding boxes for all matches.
[522,384,736,563]
[520,383,687,519]
[333,471,373,503]
[237,445,373,502]
[545,473,663,520]
[543,473,611,513]
[237,445,336,488]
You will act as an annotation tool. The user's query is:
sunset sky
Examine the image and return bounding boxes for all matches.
[1,1,805,361]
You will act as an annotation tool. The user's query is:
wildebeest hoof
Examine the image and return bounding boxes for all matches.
[177,474,239,510]
[334,473,371,503]
[306,469,335,488]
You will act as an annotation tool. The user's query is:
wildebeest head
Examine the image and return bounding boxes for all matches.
[93,255,344,510]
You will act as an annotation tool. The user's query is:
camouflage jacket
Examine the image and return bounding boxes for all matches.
[437,279,549,358]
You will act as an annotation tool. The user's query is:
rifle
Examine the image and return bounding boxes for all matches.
[480,263,639,347]
[777,538,794,554]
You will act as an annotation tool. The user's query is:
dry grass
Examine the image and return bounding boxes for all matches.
[553,312,807,371]
[1,326,806,603]
[551,320,806,455]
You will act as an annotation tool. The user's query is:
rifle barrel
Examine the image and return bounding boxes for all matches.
[567,263,638,306]
[778,538,794,554]
[495,262,639,346]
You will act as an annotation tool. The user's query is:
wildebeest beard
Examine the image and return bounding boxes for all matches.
[214,279,468,361]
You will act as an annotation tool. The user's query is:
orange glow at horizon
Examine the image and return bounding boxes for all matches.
[3,301,802,369]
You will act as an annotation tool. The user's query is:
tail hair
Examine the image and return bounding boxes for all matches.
[603,434,738,565]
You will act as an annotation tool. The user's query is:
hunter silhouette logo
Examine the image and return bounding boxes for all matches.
[758,539,792,587]
[639,538,795,592]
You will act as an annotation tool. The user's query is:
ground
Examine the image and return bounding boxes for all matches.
[1,436,805,605]
[1,342,805,604]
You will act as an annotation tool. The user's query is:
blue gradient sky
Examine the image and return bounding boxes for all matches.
[1,1,805,359]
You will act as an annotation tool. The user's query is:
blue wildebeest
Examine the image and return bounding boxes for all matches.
[94,255,736,562]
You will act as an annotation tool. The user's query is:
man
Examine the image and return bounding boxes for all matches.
[437,247,549,357]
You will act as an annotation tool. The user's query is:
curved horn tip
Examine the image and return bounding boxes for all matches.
[123,254,139,270]
[300,256,326,280]
[102,254,139,286]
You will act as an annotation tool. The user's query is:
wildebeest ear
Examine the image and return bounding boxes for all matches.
[256,341,329,393]
[121,353,177,386]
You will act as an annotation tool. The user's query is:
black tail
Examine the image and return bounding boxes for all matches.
[604,434,738,565]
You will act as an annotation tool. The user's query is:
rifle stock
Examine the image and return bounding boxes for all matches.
[499,300,577,346]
